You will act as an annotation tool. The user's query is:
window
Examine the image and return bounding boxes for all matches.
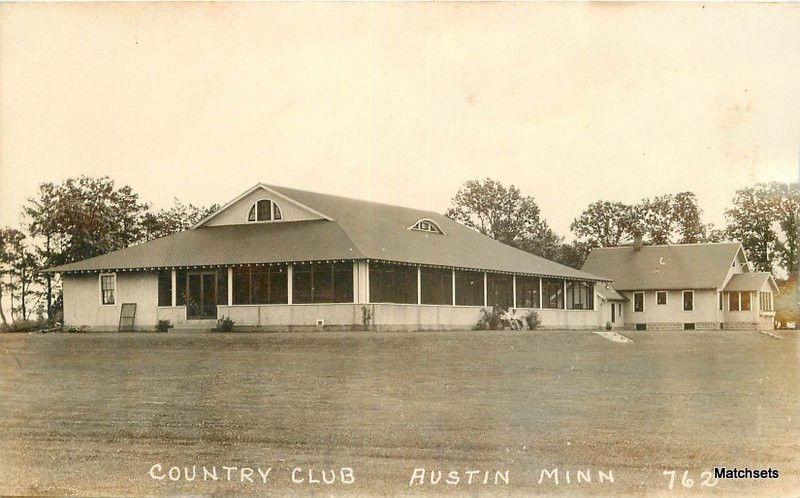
[656,291,667,306]
[760,291,774,312]
[542,278,564,309]
[635,323,647,331]
[421,267,453,305]
[633,291,644,313]
[487,273,513,308]
[684,323,695,330]
[158,270,172,306]
[100,273,116,305]
[515,276,540,308]
[566,281,594,310]
[247,199,282,223]
[729,291,740,311]
[719,292,723,311]
[455,270,484,306]
[233,265,288,304]
[741,291,751,311]
[293,262,353,304]
[682,290,694,311]
[409,219,444,235]
[370,262,417,304]
[176,270,187,305]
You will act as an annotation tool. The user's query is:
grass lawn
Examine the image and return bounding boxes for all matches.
[0,329,798,496]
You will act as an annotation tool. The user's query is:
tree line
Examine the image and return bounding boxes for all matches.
[0,175,797,327]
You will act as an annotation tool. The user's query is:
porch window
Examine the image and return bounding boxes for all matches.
[566,281,594,310]
[247,199,282,223]
[369,262,417,304]
[455,270,484,306]
[233,264,288,304]
[99,273,116,305]
[682,290,694,311]
[760,291,774,312]
[158,270,172,306]
[515,275,540,308]
[542,278,564,309]
[421,267,453,305]
[729,291,740,311]
[486,273,513,308]
[741,291,751,311]
[633,291,644,312]
[293,261,353,304]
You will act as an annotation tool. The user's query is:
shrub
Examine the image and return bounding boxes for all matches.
[361,305,372,328]
[524,310,542,330]
[475,306,504,330]
[215,316,235,332]
[155,319,172,333]
[605,321,612,331]
[1,318,57,333]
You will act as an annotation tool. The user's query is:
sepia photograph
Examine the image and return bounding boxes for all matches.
[0,2,798,496]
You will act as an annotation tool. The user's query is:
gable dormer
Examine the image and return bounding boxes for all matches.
[196,184,330,228]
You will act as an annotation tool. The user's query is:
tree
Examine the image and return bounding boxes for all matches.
[570,201,636,248]
[725,183,781,274]
[775,276,799,329]
[0,228,25,326]
[770,183,800,278]
[672,192,707,244]
[551,241,592,270]
[446,178,563,258]
[142,199,220,240]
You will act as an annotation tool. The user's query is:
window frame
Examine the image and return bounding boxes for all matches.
[682,290,694,312]
[656,290,668,306]
[633,291,645,313]
[99,272,117,306]
[246,199,282,224]
[409,219,445,235]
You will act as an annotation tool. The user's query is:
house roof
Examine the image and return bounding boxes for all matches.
[724,273,778,292]
[581,242,743,290]
[45,184,609,281]
[595,283,626,301]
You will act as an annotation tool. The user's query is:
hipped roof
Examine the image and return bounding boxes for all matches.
[46,184,608,281]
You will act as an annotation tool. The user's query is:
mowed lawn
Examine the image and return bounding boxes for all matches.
[0,329,798,496]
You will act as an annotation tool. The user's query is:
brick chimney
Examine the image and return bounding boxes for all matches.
[633,233,643,251]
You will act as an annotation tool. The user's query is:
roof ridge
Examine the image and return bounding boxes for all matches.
[591,241,740,250]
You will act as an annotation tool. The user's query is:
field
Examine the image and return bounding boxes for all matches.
[0,329,798,496]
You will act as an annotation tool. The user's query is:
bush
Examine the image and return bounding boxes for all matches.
[1,318,57,333]
[215,316,235,332]
[361,305,372,328]
[524,310,542,330]
[475,306,504,330]
[605,321,612,331]
[155,319,172,333]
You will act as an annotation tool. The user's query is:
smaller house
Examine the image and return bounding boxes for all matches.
[582,239,778,331]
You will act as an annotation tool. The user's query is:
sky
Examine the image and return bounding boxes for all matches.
[1,2,798,239]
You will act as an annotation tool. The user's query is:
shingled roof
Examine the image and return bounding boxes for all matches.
[46,184,608,282]
[581,242,743,291]
[724,273,778,292]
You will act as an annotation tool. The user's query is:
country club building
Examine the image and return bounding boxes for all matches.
[582,240,779,331]
[47,184,611,331]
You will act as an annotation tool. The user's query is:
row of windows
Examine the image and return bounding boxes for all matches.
[145,263,595,309]
[633,290,694,312]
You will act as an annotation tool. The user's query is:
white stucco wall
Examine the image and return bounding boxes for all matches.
[203,188,321,226]
[620,289,720,329]
[63,272,158,331]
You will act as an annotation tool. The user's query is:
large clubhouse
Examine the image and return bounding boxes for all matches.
[46,184,778,332]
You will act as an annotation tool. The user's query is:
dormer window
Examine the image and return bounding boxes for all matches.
[247,199,282,223]
[410,219,444,235]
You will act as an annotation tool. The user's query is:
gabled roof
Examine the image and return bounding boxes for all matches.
[595,283,626,301]
[581,242,744,291]
[46,184,609,281]
[725,273,779,292]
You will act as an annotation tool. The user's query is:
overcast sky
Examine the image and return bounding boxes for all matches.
[1,3,798,239]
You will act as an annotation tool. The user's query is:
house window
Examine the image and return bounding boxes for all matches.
[719,292,723,311]
[682,290,694,311]
[566,281,594,310]
[455,270,484,306]
[247,199,281,223]
[760,291,774,312]
[409,219,444,235]
[486,273,513,308]
[233,264,288,304]
[421,267,453,305]
[515,275,540,308]
[684,323,695,330]
[293,262,353,304]
[656,291,667,306]
[741,291,751,311]
[158,270,172,306]
[100,273,116,305]
[542,278,564,309]
[633,292,644,313]
[369,262,418,304]
[635,323,647,331]
[729,291,740,311]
